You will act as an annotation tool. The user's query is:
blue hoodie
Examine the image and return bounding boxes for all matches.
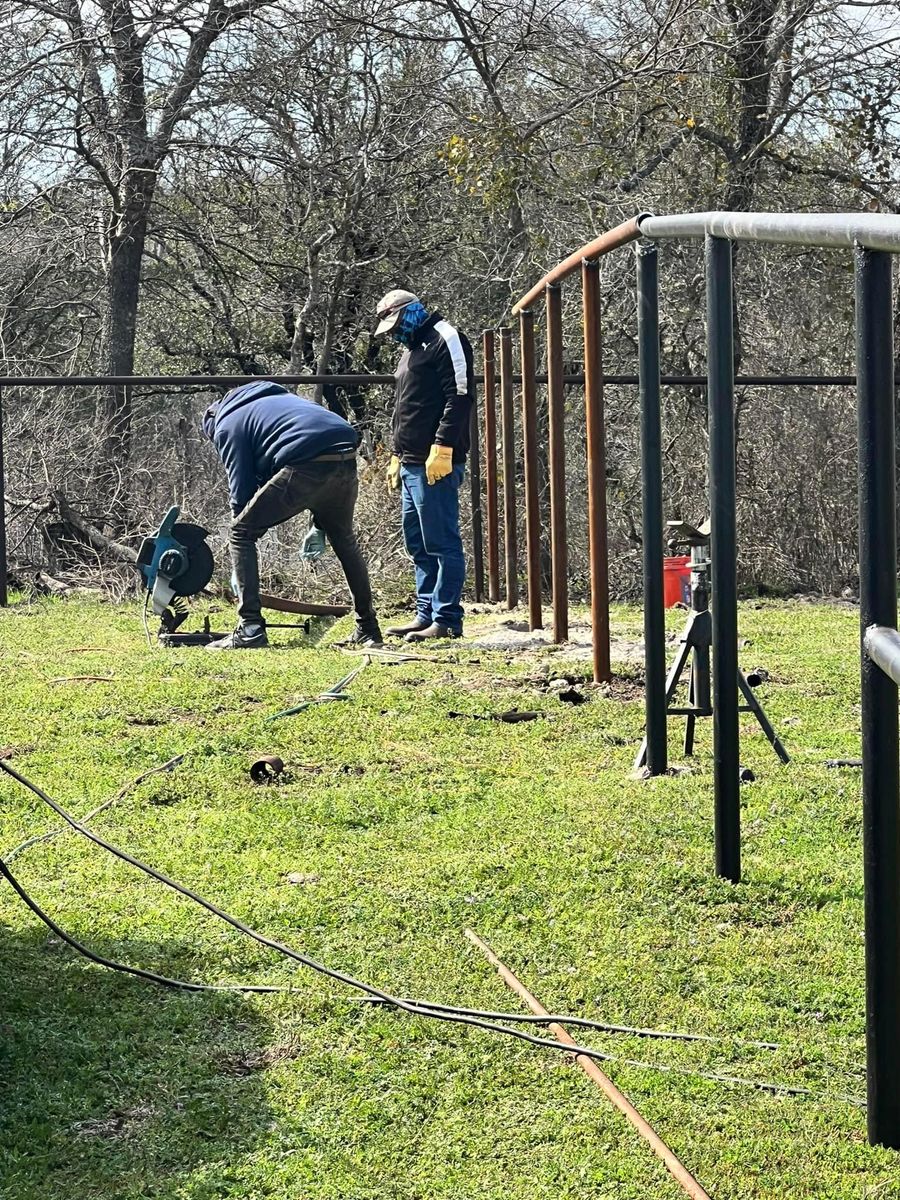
[202,381,359,515]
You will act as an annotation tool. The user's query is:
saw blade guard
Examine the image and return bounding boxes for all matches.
[136,506,214,616]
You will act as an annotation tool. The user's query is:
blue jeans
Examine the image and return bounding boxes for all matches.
[400,464,466,632]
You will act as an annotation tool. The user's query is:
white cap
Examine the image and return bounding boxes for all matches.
[375,288,420,336]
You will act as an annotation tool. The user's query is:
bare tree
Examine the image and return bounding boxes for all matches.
[4,0,278,502]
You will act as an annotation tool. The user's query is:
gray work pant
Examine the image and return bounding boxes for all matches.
[230,461,376,629]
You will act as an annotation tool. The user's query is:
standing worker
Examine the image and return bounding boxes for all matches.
[202,380,382,649]
[376,290,475,642]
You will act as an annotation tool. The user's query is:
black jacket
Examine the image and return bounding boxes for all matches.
[391,312,475,464]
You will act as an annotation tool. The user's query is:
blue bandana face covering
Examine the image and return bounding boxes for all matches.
[393,301,429,347]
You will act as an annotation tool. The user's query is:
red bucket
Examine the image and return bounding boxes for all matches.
[663,555,691,608]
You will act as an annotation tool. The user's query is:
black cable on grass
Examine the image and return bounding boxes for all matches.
[1,852,779,1048]
[2,848,782,1050]
[4,754,185,864]
[4,834,779,1048]
[0,856,283,994]
[351,998,781,1049]
[2,755,779,1050]
[0,759,864,1106]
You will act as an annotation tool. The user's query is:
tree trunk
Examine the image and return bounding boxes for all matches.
[97,189,152,515]
[721,0,778,371]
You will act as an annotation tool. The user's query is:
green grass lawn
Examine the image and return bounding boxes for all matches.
[0,595,896,1199]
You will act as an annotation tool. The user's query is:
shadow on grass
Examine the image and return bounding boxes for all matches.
[0,923,276,1200]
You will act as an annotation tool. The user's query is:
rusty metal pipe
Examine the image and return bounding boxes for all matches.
[464,929,713,1200]
[499,327,519,610]
[582,260,611,682]
[259,594,350,618]
[468,401,485,601]
[249,755,284,783]
[512,216,650,316]
[0,385,7,607]
[545,285,569,643]
[482,331,501,603]
[518,310,543,630]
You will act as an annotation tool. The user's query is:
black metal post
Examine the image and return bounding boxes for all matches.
[545,284,569,642]
[469,402,485,601]
[856,246,900,1149]
[706,235,740,882]
[0,384,7,607]
[637,243,666,774]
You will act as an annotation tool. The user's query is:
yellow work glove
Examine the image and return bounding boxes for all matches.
[425,444,454,485]
[386,455,401,490]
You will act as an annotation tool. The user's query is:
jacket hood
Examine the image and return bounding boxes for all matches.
[202,380,289,439]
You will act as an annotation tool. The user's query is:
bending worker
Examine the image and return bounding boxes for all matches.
[376,290,475,642]
[202,380,382,650]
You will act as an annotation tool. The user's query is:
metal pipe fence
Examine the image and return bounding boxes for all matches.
[498,208,900,1147]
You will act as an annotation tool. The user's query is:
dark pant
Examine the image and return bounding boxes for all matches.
[231,461,376,629]
[400,463,466,632]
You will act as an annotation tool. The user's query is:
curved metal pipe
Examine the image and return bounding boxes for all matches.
[511,215,652,315]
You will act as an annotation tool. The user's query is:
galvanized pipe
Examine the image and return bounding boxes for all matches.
[0,384,7,607]
[482,331,501,603]
[518,310,543,630]
[582,259,611,682]
[468,401,485,602]
[864,625,900,687]
[498,327,519,610]
[545,284,569,643]
[706,235,740,883]
[856,247,900,1149]
[636,244,666,774]
[640,210,900,253]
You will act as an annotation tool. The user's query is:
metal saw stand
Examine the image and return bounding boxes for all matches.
[635,520,789,771]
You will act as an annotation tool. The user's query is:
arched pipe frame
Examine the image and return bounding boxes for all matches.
[501,208,900,1149]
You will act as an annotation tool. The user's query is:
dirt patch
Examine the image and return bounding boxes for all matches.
[219,1040,302,1076]
[592,676,645,702]
[72,1104,154,1140]
[0,744,36,760]
[464,609,644,664]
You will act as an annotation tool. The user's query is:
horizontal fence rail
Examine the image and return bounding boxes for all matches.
[0,374,882,388]
[864,625,900,686]
[639,210,900,252]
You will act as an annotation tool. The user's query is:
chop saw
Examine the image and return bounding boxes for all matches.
[135,506,217,644]
[135,506,350,646]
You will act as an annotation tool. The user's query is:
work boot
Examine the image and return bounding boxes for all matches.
[206,623,268,650]
[347,619,383,647]
[405,622,462,643]
[385,615,431,638]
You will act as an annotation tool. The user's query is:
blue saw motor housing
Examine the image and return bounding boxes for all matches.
[136,506,214,617]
